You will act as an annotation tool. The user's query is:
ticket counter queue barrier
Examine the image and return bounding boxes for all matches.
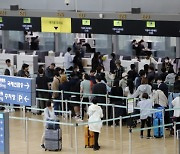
[8,106,180,154]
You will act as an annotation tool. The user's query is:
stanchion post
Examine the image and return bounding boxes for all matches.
[112,104,115,126]
[26,117,29,154]
[129,128,132,154]
[162,109,165,139]
[174,121,177,154]
[74,123,78,154]
[61,90,64,112]
[106,94,108,126]
[120,116,123,154]
[65,100,68,119]
[69,111,73,148]
[23,106,26,141]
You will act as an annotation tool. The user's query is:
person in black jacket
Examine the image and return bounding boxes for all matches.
[92,52,100,71]
[110,53,117,74]
[128,64,138,81]
[45,63,55,82]
[36,68,49,111]
[73,51,84,72]
[92,75,107,121]
[157,76,168,99]
[114,60,125,82]
[109,80,124,125]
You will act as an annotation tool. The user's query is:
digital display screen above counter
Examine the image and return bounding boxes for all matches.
[71,18,180,36]
[2,16,41,31]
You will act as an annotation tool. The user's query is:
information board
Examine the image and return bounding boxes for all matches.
[0,112,9,154]
[1,16,41,31]
[41,17,71,33]
[0,75,35,106]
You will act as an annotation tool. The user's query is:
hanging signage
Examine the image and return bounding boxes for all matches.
[0,75,35,106]
[2,16,41,31]
[41,17,71,33]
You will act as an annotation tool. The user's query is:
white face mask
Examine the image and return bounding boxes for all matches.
[157,80,161,84]
[165,60,169,63]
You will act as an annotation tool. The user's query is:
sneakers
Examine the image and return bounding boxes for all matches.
[140,135,143,139]
[93,146,100,151]
[146,136,153,139]
[41,144,45,149]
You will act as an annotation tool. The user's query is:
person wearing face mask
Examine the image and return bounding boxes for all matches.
[157,76,168,99]
[162,57,172,72]
[119,72,128,92]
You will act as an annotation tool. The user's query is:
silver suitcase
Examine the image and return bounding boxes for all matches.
[45,128,62,151]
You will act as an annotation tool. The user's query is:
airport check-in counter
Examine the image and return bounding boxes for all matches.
[0,53,17,75]
[17,54,38,75]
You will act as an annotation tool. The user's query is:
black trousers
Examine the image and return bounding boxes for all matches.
[141,117,151,137]
[82,97,89,119]
[94,132,99,149]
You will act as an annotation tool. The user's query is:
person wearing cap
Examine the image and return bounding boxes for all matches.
[114,59,125,83]
[64,47,73,70]
[119,72,128,92]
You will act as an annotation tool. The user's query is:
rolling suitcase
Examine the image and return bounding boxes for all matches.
[84,125,94,148]
[153,118,163,138]
[45,128,62,151]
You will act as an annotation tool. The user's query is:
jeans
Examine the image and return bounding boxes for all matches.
[53,99,61,115]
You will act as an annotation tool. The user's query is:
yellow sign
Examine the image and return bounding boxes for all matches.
[113,20,122,27]
[146,21,155,28]
[82,19,90,26]
[41,17,71,33]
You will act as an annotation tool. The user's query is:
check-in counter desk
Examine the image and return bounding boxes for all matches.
[17,54,38,75]
[0,53,17,75]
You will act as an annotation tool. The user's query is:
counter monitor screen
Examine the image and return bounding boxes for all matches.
[113,20,122,27]
[82,19,91,26]
[23,18,31,24]
[146,21,156,28]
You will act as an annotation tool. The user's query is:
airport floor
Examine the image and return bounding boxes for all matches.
[9,111,178,154]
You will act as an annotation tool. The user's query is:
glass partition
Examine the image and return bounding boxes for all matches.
[117,35,176,58]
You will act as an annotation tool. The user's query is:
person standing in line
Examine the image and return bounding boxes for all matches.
[114,60,125,83]
[36,68,50,112]
[45,63,56,82]
[17,63,30,78]
[51,70,61,115]
[137,93,153,139]
[41,100,56,149]
[110,53,117,74]
[4,59,17,76]
[88,98,103,151]
[80,73,91,120]
[64,47,73,71]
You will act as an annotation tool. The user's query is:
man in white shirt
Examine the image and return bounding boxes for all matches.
[64,47,73,70]
[4,59,16,76]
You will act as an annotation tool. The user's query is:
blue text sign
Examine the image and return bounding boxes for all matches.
[0,75,35,93]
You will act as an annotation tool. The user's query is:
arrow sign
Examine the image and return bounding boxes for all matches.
[54,26,58,30]
[24,83,30,89]
[24,96,29,102]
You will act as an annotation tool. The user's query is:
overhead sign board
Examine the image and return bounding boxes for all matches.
[41,17,71,33]
[2,16,41,31]
[0,75,35,106]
